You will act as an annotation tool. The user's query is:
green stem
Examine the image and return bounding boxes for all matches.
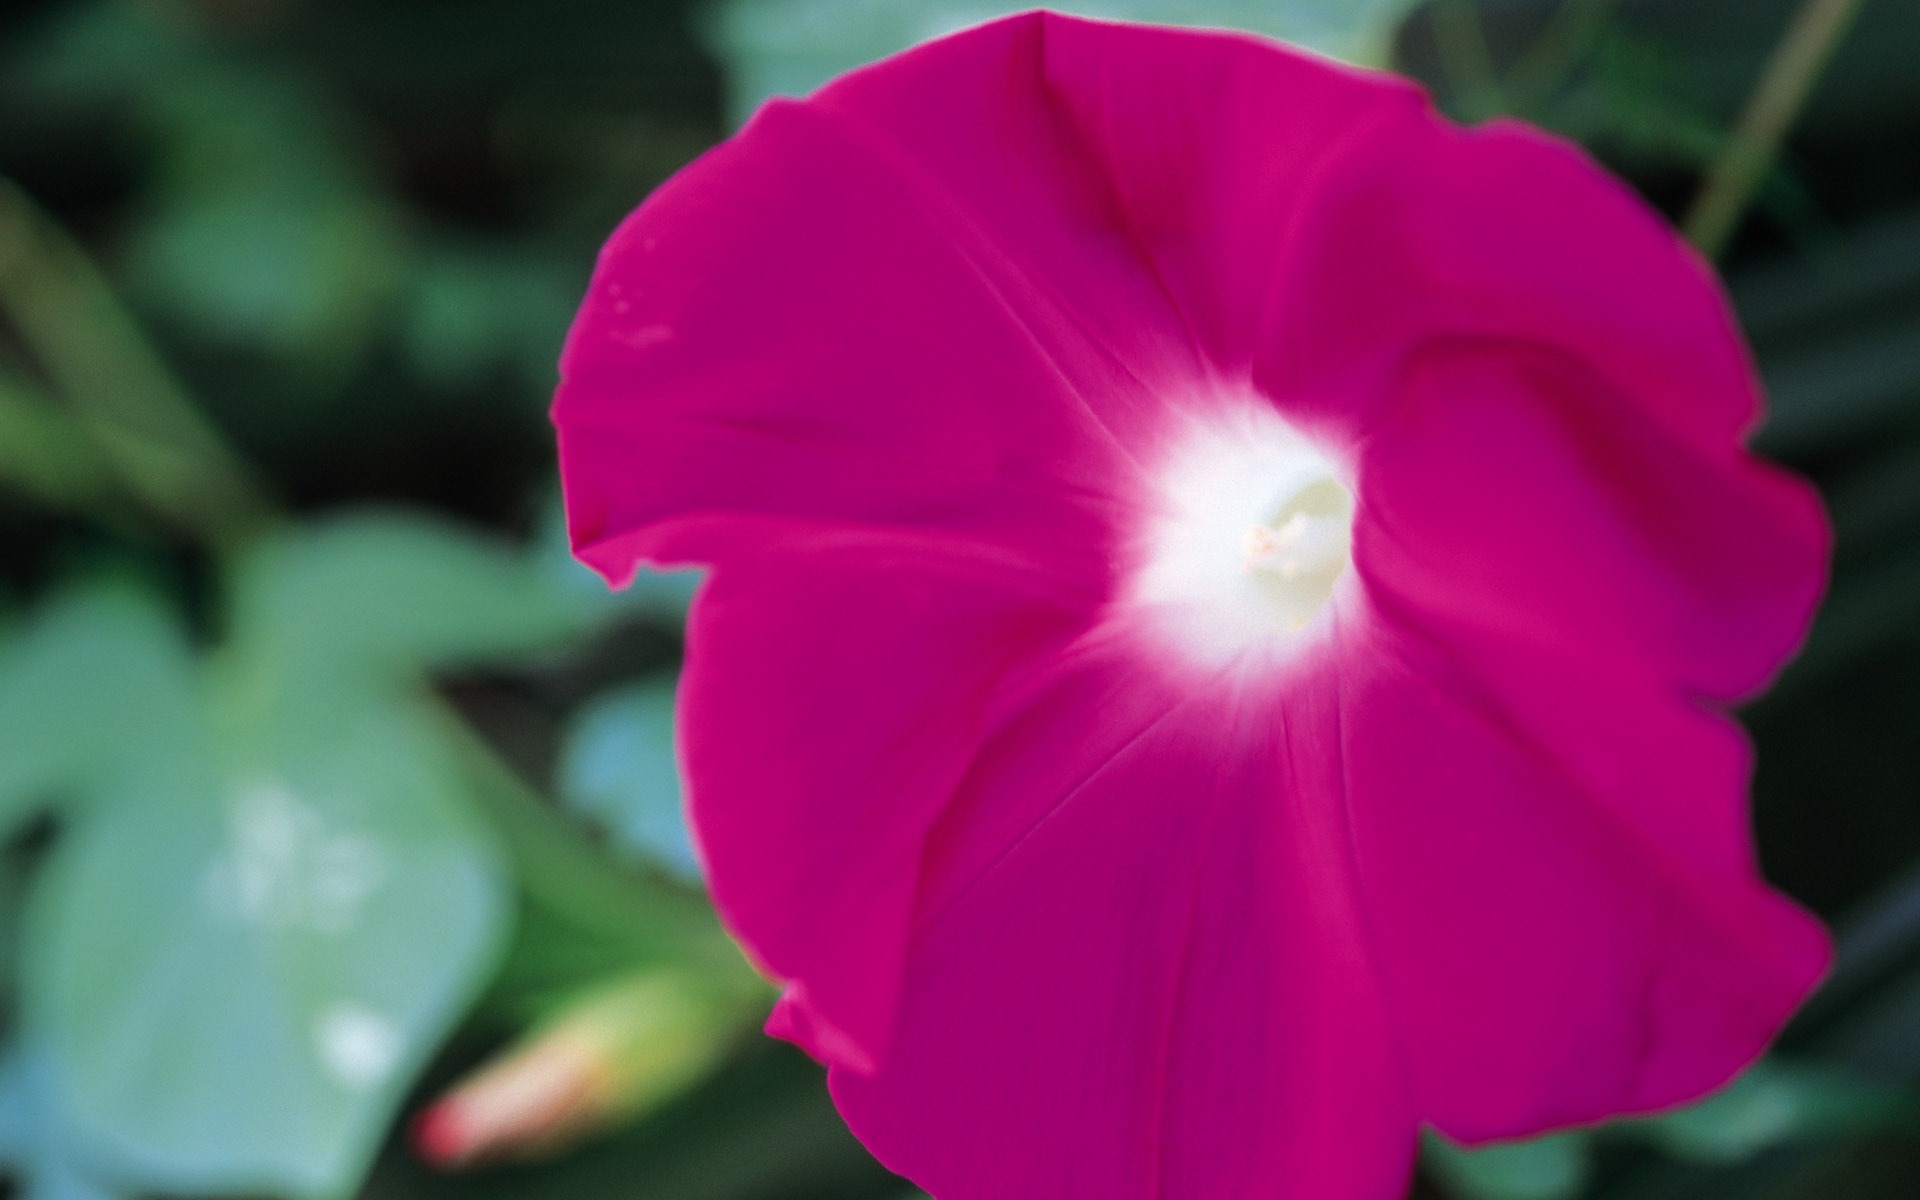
[436,705,756,1019]
[0,178,276,549]
[0,370,128,516]
[1683,0,1869,258]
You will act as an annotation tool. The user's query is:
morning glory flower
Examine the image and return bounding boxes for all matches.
[553,12,1829,1197]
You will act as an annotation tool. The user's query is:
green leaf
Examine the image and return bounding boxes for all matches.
[125,181,406,366]
[0,0,203,102]
[1731,213,1920,454]
[558,677,702,885]
[1731,212,1920,348]
[117,62,408,373]
[1754,314,1920,454]
[1423,1129,1591,1200]
[230,510,587,685]
[703,0,1422,127]
[1620,1060,1915,1165]
[0,1045,132,1200]
[21,686,510,1200]
[401,243,582,394]
[0,581,200,833]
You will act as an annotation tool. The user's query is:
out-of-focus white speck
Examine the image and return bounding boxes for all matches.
[315,1002,402,1091]
[200,782,392,933]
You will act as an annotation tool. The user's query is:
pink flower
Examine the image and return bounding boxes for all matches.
[553,12,1829,1198]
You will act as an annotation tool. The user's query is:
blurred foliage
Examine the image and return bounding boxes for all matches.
[0,0,1915,1198]
[703,0,1427,124]
[559,676,703,885]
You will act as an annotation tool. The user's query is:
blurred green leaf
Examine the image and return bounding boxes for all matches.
[1620,1061,1915,1165]
[1755,315,1920,453]
[125,182,405,365]
[1572,28,1730,170]
[7,1,409,376]
[703,0,1423,127]
[558,677,702,885]
[0,581,200,833]
[1733,212,1920,454]
[0,1045,131,1200]
[230,511,588,685]
[1424,1129,1591,1200]
[402,243,582,394]
[123,72,408,371]
[21,684,509,1200]
[1732,213,1920,345]
[0,0,202,101]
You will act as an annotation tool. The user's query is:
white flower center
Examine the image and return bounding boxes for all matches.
[1126,403,1355,669]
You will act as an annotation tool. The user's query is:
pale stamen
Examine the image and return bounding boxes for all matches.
[1241,511,1346,583]
[1128,401,1356,667]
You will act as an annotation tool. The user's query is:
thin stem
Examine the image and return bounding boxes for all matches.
[1684,0,1869,258]
[0,370,127,516]
[436,704,752,1002]
[0,178,276,549]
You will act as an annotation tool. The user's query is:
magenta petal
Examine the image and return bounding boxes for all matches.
[678,530,1089,1070]
[553,29,1163,586]
[1261,114,1776,445]
[1341,342,1827,1138]
[1358,340,1827,709]
[1337,601,1828,1139]
[832,674,1415,1198]
[812,12,1425,383]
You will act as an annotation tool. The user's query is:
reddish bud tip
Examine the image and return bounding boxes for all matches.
[410,1100,468,1169]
